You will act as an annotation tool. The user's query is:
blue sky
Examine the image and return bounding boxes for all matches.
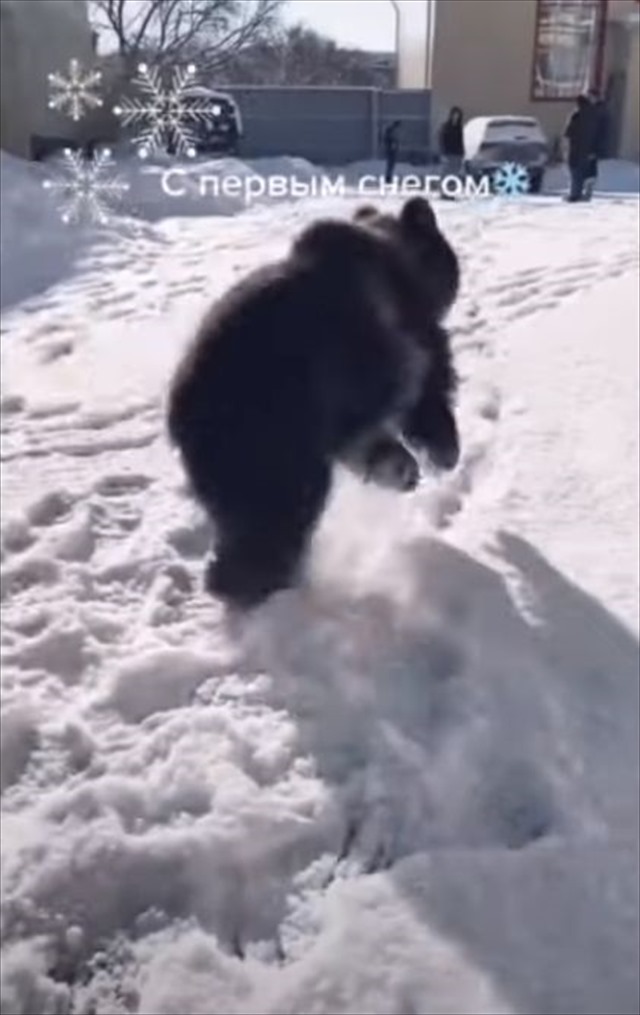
[283,0,395,51]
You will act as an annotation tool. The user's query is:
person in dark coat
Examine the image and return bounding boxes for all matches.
[563,94,599,202]
[438,107,464,167]
[383,120,401,184]
[583,91,609,200]
[438,106,465,200]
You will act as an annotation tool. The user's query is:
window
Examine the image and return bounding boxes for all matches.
[531,0,607,100]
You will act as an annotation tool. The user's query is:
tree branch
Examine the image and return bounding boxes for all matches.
[92,0,284,75]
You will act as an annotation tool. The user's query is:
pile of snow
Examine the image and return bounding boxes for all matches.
[3,145,637,312]
[0,150,329,309]
[543,157,640,196]
[1,152,639,1015]
[125,153,327,222]
[0,152,160,313]
[342,157,640,197]
[0,153,102,312]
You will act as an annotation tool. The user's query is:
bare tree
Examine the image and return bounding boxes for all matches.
[278,25,388,86]
[218,24,393,88]
[92,0,284,73]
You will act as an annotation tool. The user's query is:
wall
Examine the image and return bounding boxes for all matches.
[431,0,575,145]
[395,0,431,88]
[431,0,640,156]
[619,22,639,158]
[225,86,432,165]
[0,0,95,158]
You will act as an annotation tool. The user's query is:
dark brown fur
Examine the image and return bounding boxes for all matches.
[167,196,460,609]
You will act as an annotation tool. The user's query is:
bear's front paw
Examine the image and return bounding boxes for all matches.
[366,439,420,492]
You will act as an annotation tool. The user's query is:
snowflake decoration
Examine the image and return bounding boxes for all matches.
[493,162,530,197]
[113,62,218,159]
[48,58,103,122]
[42,148,130,226]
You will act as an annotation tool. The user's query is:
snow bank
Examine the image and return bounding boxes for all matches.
[0,153,99,312]
[122,153,326,222]
[4,144,636,311]
[544,158,640,196]
[0,151,327,308]
[0,152,161,313]
[343,157,640,196]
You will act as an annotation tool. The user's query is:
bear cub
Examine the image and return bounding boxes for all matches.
[167,195,461,609]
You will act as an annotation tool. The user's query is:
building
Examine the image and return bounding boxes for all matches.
[0,0,96,158]
[429,0,640,160]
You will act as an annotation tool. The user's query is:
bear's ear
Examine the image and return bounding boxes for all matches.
[400,196,437,233]
[353,204,380,223]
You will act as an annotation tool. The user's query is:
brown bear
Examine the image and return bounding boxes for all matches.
[167,196,461,609]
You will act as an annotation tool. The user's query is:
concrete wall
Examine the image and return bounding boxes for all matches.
[0,0,95,158]
[225,86,432,164]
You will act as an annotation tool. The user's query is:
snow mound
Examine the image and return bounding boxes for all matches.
[125,154,325,222]
[544,158,640,196]
[342,157,640,197]
[0,153,98,312]
[0,151,326,308]
[0,152,158,312]
[102,647,217,723]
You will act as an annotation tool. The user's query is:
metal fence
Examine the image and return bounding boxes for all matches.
[223,85,432,165]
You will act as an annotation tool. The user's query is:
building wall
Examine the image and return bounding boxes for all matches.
[0,0,94,158]
[395,0,431,88]
[431,0,574,143]
[619,22,639,158]
[431,0,639,157]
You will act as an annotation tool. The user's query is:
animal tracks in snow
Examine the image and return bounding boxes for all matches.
[1,398,160,465]
[94,473,152,497]
[0,394,26,417]
[39,339,74,364]
[485,247,639,325]
[0,388,159,650]
[166,518,211,560]
[0,554,61,602]
[26,490,76,528]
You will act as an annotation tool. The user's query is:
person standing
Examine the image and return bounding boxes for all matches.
[438,108,465,172]
[383,120,401,185]
[583,91,609,200]
[438,106,465,200]
[563,94,599,202]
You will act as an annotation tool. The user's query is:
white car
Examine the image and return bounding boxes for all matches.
[463,115,550,193]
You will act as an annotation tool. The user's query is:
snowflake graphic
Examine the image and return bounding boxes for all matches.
[493,162,531,197]
[113,62,219,159]
[48,58,103,122]
[42,149,130,226]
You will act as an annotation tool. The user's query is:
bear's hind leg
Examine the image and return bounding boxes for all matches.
[205,456,332,609]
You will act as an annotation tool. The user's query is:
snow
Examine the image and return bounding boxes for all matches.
[0,151,325,310]
[1,148,639,1015]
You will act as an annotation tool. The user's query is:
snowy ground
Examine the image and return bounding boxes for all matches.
[1,151,639,1015]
